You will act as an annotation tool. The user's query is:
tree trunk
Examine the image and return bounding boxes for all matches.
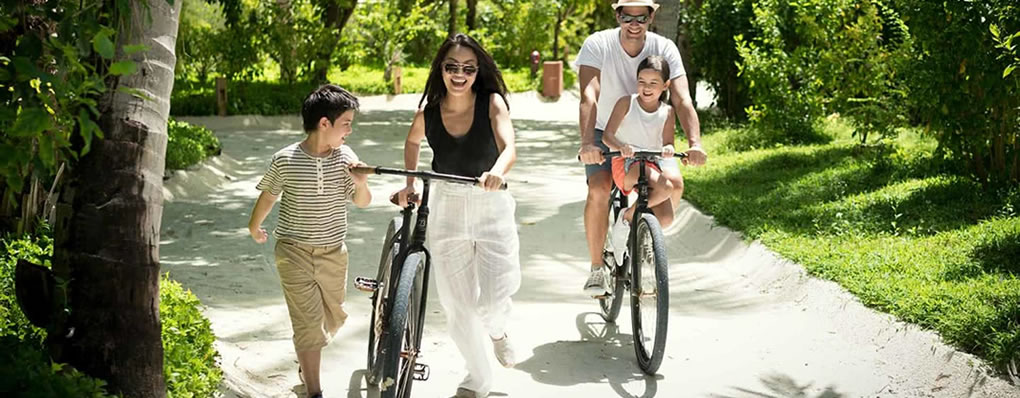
[448,0,458,37]
[315,0,357,82]
[466,0,477,31]
[50,0,180,396]
[654,0,700,109]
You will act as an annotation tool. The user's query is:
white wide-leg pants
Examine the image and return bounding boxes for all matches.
[427,182,521,397]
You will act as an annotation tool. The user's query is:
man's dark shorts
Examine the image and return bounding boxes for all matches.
[584,128,611,182]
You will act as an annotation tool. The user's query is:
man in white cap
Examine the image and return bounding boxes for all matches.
[576,0,708,296]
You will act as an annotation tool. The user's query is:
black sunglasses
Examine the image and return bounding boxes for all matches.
[443,63,478,76]
[619,13,650,24]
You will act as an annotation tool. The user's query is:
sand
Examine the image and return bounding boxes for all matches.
[160,91,1018,398]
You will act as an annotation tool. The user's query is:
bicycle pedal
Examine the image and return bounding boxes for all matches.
[354,276,378,293]
[413,363,430,381]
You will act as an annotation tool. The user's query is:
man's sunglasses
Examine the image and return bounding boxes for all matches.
[619,13,650,24]
[443,63,478,75]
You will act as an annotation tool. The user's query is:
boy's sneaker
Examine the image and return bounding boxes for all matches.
[491,334,516,368]
[611,217,630,265]
[583,267,609,296]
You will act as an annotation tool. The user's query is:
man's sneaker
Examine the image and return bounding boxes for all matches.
[452,387,478,398]
[583,267,609,296]
[491,334,516,368]
[611,216,631,265]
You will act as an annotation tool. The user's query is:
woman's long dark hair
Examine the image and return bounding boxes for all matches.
[419,33,509,111]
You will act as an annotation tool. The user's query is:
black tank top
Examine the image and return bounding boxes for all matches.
[424,92,499,178]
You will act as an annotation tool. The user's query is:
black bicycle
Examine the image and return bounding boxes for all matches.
[354,166,505,398]
[596,150,686,375]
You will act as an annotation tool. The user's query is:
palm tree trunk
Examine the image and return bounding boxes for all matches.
[654,0,700,109]
[51,0,180,396]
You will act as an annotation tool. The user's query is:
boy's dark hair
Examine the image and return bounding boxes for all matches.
[302,84,359,133]
[637,55,670,103]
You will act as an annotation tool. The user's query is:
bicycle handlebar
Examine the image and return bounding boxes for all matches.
[576,150,690,161]
[352,166,509,190]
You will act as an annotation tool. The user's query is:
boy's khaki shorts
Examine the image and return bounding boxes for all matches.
[275,239,349,352]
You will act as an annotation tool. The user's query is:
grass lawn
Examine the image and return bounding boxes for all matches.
[681,117,1020,371]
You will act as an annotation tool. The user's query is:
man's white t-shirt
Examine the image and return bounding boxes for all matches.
[576,28,686,131]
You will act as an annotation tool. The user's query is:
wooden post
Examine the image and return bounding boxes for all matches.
[215,77,227,116]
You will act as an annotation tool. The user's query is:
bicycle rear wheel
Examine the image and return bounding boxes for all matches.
[379,252,426,398]
[367,216,403,385]
[630,213,669,374]
[599,188,626,322]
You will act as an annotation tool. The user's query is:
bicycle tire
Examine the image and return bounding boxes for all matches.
[379,252,425,398]
[367,216,403,385]
[630,213,669,374]
[599,188,626,322]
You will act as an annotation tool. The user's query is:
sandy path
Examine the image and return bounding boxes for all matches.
[162,92,1018,398]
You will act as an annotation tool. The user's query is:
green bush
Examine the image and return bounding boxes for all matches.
[690,0,755,120]
[889,0,1020,185]
[0,233,222,397]
[166,118,222,171]
[160,275,222,397]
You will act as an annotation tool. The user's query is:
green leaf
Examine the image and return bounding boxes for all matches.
[12,108,53,137]
[0,16,16,33]
[109,61,137,76]
[118,86,154,101]
[123,44,149,55]
[92,31,115,59]
[1005,65,1016,78]
[38,134,55,169]
[990,24,1000,39]
[78,109,101,157]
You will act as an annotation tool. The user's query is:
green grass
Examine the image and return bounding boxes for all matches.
[682,118,1020,371]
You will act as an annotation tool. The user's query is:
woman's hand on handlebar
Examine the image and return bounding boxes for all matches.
[394,185,419,208]
[478,171,505,192]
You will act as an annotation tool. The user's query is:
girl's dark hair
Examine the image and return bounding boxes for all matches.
[637,55,670,104]
[302,84,359,132]
[420,33,509,111]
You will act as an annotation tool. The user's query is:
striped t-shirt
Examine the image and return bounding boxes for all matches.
[256,143,358,247]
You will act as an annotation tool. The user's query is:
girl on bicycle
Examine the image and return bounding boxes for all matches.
[394,33,519,398]
[601,55,687,256]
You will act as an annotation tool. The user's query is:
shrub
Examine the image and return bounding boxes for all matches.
[0,233,222,397]
[160,275,222,397]
[166,118,222,171]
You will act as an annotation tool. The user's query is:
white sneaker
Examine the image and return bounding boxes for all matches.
[583,268,609,296]
[491,334,516,368]
[611,216,630,265]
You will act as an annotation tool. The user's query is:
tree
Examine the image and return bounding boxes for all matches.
[466,0,478,31]
[652,0,702,109]
[49,0,182,396]
[448,0,458,37]
[313,0,357,81]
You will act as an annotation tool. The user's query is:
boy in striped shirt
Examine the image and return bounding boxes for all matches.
[247,84,371,398]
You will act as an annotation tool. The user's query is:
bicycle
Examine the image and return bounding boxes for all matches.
[594,150,686,375]
[353,166,506,398]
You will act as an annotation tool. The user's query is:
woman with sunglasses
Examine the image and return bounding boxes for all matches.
[394,33,519,398]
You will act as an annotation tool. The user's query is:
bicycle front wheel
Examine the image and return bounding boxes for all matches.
[630,213,669,374]
[379,252,426,398]
[367,216,403,385]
